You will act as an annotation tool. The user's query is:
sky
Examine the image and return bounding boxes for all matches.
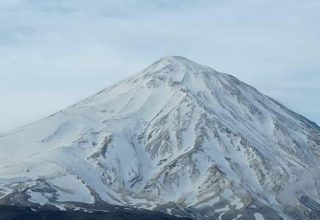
[0,0,320,132]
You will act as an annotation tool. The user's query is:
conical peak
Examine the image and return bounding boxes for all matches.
[153,56,204,69]
[157,56,194,63]
[139,56,218,81]
[79,56,226,109]
[137,56,204,85]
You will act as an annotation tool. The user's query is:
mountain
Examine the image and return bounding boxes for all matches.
[0,56,320,220]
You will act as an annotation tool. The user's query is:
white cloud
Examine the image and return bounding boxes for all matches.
[0,0,320,131]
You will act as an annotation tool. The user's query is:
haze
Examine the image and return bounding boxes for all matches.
[1,0,319,132]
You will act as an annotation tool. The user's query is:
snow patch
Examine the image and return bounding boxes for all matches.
[254,213,266,220]
[51,174,94,204]
[27,191,49,205]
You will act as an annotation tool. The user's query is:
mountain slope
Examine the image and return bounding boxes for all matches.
[1,56,320,219]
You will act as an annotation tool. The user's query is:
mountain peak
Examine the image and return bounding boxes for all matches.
[151,56,207,70]
[1,57,320,220]
[157,55,195,63]
[137,56,219,87]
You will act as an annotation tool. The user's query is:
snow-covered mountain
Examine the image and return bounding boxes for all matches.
[1,56,320,220]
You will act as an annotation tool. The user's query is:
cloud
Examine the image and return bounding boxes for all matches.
[0,0,320,131]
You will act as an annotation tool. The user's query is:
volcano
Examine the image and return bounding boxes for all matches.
[1,56,320,219]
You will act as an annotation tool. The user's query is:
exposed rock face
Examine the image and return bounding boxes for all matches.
[0,56,320,219]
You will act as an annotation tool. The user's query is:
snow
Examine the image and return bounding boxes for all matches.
[194,196,220,208]
[27,191,49,205]
[215,205,230,213]
[0,56,319,220]
[254,213,266,220]
[55,205,67,211]
[230,196,244,209]
[51,174,94,204]
[166,208,172,215]
[232,214,242,220]
[218,211,226,220]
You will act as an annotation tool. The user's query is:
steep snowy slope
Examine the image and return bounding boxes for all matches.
[1,56,320,219]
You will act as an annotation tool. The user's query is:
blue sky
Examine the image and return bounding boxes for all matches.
[1,0,320,132]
